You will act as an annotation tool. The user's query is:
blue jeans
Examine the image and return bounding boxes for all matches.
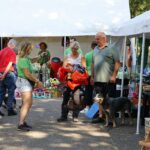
[0,72,17,111]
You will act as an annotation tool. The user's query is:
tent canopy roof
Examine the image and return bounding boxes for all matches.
[0,0,130,37]
[110,10,150,37]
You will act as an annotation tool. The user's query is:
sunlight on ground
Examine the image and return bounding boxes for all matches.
[77,125,101,131]
[55,126,80,131]
[89,141,117,149]
[0,137,4,141]
[50,143,72,148]
[1,146,42,150]
[34,108,45,112]
[0,123,14,129]
[87,131,110,137]
[25,131,49,139]
[63,133,82,140]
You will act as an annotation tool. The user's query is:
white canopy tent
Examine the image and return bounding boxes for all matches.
[0,0,130,37]
[111,10,150,134]
[110,11,150,37]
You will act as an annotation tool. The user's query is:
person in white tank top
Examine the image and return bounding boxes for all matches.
[57,41,86,122]
[63,41,86,70]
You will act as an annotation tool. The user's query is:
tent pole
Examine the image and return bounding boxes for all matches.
[120,36,127,97]
[135,37,138,67]
[134,38,139,76]
[109,36,112,44]
[0,37,2,49]
[136,33,145,134]
[130,38,136,74]
[64,36,66,53]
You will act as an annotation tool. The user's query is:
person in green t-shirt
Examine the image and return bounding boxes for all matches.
[16,42,43,131]
[64,37,83,57]
[85,41,97,76]
[84,41,97,108]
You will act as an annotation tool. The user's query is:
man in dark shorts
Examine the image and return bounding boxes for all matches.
[90,32,120,123]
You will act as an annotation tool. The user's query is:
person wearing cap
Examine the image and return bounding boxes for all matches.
[0,39,18,116]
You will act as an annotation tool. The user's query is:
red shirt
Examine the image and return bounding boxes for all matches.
[0,47,16,72]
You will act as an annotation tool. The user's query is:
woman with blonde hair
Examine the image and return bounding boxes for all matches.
[16,42,43,131]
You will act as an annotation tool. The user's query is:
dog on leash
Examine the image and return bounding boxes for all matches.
[94,94,133,128]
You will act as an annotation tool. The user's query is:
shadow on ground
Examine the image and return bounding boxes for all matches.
[0,98,145,150]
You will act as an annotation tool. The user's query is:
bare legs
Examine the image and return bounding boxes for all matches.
[19,91,32,125]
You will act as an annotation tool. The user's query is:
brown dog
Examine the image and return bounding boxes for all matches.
[94,94,133,128]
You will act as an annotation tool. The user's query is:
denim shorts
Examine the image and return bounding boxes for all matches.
[16,77,32,92]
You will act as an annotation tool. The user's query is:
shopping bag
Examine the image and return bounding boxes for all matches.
[85,102,99,119]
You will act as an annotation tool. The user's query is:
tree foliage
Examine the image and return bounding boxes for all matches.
[129,0,150,18]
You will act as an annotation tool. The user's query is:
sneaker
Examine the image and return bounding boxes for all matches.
[23,122,32,129]
[80,107,89,113]
[8,110,17,116]
[17,124,30,131]
[91,117,104,123]
[73,118,79,122]
[57,117,68,122]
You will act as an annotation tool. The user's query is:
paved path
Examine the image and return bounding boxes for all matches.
[0,98,145,150]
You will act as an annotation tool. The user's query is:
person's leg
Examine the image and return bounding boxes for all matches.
[57,87,70,121]
[72,109,80,122]
[4,72,17,115]
[16,77,33,131]
[91,83,106,123]
[84,77,94,107]
[108,82,116,98]
[17,91,32,131]
[19,91,32,125]
[0,80,6,116]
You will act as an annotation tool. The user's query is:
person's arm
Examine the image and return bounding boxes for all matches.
[30,50,45,63]
[0,62,13,80]
[110,60,120,82]
[30,51,49,63]
[30,56,39,63]
[81,56,86,68]
[23,68,43,88]
[90,63,94,85]
[62,58,68,68]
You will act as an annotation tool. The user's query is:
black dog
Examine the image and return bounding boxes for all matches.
[94,94,133,128]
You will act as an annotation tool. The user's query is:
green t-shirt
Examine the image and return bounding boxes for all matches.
[64,47,83,57]
[17,57,33,79]
[38,50,51,66]
[85,50,93,76]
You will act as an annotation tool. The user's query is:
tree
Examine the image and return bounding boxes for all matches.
[129,0,150,18]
